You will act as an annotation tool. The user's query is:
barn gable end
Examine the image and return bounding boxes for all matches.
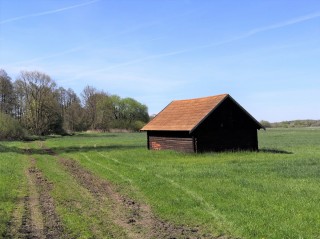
[141,94,264,153]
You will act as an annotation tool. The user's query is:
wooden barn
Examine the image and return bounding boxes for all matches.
[141,94,264,153]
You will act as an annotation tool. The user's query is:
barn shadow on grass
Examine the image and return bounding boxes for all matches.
[259,148,293,154]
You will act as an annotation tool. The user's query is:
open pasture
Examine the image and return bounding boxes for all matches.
[0,128,319,238]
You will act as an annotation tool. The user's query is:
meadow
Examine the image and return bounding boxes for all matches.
[0,128,319,238]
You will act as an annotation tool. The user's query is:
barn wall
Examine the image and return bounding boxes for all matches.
[193,97,259,152]
[196,97,261,129]
[147,131,194,153]
[195,128,258,152]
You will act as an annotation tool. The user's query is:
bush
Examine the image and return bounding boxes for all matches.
[130,120,146,132]
[260,120,272,128]
[0,113,27,140]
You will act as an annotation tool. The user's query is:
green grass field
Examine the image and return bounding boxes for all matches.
[0,128,319,238]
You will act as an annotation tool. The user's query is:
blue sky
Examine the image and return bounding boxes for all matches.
[1,0,319,122]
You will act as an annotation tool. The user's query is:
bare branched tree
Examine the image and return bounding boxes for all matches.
[16,71,61,135]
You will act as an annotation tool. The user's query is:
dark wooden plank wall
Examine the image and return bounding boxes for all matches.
[148,136,194,153]
[195,128,258,152]
[193,97,259,152]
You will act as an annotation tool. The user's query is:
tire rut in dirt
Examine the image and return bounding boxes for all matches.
[29,165,65,238]
[59,157,144,239]
[6,156,65,239]
[58,156,223,239]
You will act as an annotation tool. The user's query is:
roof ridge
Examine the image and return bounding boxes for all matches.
[172,93,229,102]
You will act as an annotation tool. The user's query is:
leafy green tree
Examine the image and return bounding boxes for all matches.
[96,94,113,131]
[81,88,149,131]
[81,86,113,131]
[109,96,149,130]
[0,69,15,115]
[110,94,122,120]
[120,97,149,129]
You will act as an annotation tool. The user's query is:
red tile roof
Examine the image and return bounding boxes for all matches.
[141,94,229,132]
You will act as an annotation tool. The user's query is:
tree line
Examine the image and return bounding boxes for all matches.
[260,120,320,128]
[0,69,149,139]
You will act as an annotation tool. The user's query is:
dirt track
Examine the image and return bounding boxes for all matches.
[57,151,219,239]
[5,156,65,239]
[6,146,223,239]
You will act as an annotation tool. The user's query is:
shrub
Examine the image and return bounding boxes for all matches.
[130,120,146,132]
[0,113,27,140]
[260,120,272,128]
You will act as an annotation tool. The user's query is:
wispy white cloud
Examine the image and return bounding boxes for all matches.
[246,11,320,35]
[0,0,100,24]
[3,4,204,71]
[13,47,84,65]
[4,5,202,65]
[10,34,165,66]
[163,10,320,55]
[7,17,165,65]
[5,7,320,87]
[69,11,320,78]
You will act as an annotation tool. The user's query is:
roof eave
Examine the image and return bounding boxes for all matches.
[140,129,191,132]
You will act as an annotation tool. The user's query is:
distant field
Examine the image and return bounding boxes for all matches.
[0,128,320,238]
